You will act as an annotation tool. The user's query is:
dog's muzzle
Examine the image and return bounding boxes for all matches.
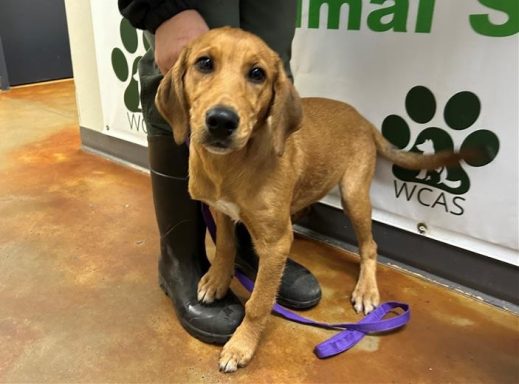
[205,106,239,140]
[203,106,240,153]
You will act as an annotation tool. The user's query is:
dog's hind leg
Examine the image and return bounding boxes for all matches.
[339,160,380,315]
[198,211,236,303]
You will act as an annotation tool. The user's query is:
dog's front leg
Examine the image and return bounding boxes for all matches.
[219,219,293,373]
[198,211,236,303]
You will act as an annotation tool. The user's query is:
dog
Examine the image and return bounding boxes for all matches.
[155,27,474,372]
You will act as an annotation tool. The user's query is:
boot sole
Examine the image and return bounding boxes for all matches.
[276,294,321,310]
[158,274,233,345]
[235,262,321,310]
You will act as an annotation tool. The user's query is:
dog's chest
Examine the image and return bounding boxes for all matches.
[190,179,241,221]
[211,199,241,222]
[189,156,242,222]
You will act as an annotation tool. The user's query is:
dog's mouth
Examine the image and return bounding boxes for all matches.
[203,139,235,155]
[200,128,250,155]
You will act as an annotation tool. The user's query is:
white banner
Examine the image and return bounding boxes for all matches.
[91,0,149,146]
[293,0,518,265]
[90,0,518,265]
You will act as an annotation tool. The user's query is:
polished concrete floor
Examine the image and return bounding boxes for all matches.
[0,80,518,383]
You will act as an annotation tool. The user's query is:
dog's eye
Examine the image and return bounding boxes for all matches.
[195,56,214,73]
[248,67,266,83]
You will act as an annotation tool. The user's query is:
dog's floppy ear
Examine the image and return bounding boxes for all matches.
[268,59,303,156]
[155,48,190,145]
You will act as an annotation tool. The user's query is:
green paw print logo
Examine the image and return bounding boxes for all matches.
[382,86,499,195]
[111,18,150,112]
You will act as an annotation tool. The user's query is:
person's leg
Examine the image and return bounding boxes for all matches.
[240,0,296,79]
[148,135,243,344]
[138,1,243,344]
[237,0,321,309]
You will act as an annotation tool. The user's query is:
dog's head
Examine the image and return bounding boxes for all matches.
[155,27,302,156]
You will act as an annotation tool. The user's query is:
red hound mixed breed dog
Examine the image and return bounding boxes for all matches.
[156,27,477,373]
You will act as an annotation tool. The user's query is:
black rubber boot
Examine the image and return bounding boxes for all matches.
[234,224,322,309]
[148,135,244,344]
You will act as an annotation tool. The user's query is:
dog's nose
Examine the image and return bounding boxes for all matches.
[205,107,239,138]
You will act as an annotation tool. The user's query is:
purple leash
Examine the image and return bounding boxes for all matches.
[200,204,410,358]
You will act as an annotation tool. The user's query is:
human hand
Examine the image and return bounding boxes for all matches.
[154,10,208,75]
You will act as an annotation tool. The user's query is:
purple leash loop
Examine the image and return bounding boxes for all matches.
[200,203,410,358]
[235,270,409,358]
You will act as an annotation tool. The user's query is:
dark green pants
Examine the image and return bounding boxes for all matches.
[138,0,297,136]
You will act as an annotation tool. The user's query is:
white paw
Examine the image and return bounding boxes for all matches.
[219,339,254,373]
[351,281,380,315]
[197,270,231,304]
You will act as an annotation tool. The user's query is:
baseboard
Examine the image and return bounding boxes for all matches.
[80,126,149,170]
[0,37,10,90]
[295,203,519,307]
[80,126,519,308]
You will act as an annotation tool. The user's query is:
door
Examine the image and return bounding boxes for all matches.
[0,0,72,86]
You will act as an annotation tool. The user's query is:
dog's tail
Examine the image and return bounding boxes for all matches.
[371,125,480,170]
